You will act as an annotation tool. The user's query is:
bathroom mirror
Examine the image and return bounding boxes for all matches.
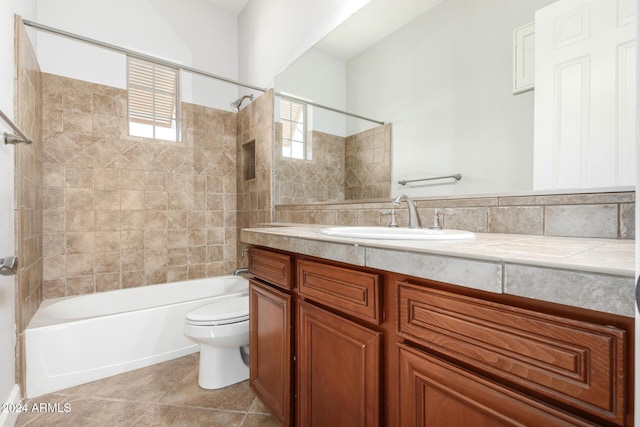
[273,0,637,202]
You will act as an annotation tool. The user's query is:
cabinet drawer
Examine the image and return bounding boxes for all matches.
[397,282,627,426]
[297,259,381,324]
[398,344,598,427]
[249,247,293,291]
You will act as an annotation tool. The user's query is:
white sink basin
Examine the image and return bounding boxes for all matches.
[319,226,475,240]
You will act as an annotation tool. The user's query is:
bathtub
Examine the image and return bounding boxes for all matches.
[25,275,248,398]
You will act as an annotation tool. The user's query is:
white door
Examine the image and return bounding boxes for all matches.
[533,0,636,189]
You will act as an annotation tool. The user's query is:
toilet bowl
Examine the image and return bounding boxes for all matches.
[183,295,250,389]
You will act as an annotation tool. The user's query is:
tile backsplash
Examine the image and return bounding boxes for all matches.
[274,190,635,240]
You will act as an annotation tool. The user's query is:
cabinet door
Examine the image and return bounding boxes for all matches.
[297,300,381,427]
[249,279,293,426]
[398,344,598,427]
[397,282,627,424]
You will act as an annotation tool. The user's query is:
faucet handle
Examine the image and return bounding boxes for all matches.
[379,209,399,227]
[429,208,457,230]
[435,208,457,216]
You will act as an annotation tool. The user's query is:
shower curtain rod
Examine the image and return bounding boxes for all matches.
[277,93,384,125]
[22,19,268,93]
[22,19,385,126]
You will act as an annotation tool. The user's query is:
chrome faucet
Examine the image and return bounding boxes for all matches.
[233,267,249,276]
[392,194,422,228]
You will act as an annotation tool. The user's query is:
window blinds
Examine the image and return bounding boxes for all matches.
[127,57,178,128]
[280,99,305,144]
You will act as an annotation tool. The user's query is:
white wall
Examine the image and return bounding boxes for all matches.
[35,0,239,111]
[346,0,555,197]
[1,3,36,423]
[237,0,370,89]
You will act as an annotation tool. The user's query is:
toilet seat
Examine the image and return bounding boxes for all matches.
[185,296,249,326]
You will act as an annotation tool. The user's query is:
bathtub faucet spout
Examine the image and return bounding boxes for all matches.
[233,268,249,276]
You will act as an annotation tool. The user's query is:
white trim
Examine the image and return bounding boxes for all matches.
[0,385,21,427]
[513,22,535,94]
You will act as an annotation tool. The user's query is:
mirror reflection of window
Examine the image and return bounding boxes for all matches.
[280,99,307,159]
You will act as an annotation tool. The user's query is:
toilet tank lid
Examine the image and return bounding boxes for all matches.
[186,296,249,322]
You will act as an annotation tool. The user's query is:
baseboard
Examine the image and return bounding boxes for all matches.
[0,385,21,427]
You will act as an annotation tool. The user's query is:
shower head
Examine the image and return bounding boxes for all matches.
[230,94,254,111]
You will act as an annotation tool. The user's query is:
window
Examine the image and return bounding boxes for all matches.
[127,57,180,141]
[280,99,307,159]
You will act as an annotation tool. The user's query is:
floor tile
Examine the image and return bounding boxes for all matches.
[130,404,245,427]
[18,397,152,427]
[241,413,283,427]
[16,355,279,427]
[73,354,199,402]
[160,370,256,412]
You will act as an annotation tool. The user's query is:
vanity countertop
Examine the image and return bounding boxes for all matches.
[241,224,636,317]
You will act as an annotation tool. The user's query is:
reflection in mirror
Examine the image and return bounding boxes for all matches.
[274,0,636,201]
[533,0,636,189]
[274,95,390,204]
[280,98,307,160]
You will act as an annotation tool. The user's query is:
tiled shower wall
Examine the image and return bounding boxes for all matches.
[275,191,635,239]
[236,89,274,253]
[275,129,346,204]
[273,124,391,204]
[15,16,43,391]
[41,74,239,298]
[345,123,391,200]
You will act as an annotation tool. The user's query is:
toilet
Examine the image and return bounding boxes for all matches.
[183,295,250,389]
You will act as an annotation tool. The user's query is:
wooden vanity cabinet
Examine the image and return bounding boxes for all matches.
[247,245,633,427]
[248,247,294,427]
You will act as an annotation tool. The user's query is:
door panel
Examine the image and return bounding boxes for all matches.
[297,300,381,427]
[249,279,293,426]
[534,0,636,189]
[398,344,597,427]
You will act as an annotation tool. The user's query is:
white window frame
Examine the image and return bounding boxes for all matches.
[127,56,180,141]
[280,98,307,159]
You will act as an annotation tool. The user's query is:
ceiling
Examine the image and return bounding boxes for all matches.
[205,0,250,15]
[315,0,443,60]
[203,0,443,59]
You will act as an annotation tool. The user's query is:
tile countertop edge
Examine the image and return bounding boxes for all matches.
[504,262,636,318]
[240,227,635,318]
[364,246,503,294]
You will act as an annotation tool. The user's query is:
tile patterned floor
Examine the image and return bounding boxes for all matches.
[16,354,280,427]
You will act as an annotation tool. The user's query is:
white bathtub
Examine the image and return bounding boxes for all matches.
[25,275,248,398]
